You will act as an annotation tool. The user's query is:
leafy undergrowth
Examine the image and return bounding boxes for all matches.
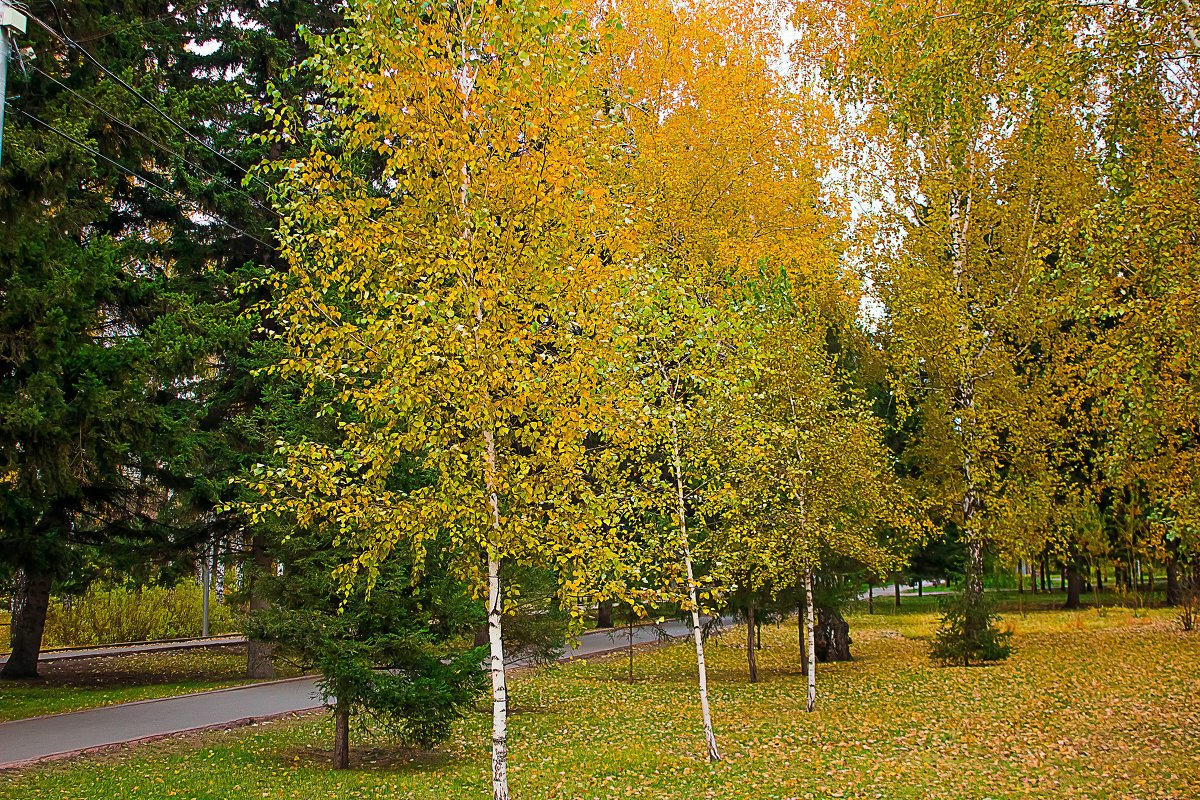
[0,648,291,722]
[2,609,1197,799]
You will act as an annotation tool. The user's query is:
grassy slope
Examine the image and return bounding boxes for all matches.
[2,605,1197,800]
[0,650,268,722]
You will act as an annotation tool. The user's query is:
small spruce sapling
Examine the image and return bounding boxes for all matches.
[929,593,1015,666]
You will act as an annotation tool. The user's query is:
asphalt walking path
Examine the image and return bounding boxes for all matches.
[0,617,716,769]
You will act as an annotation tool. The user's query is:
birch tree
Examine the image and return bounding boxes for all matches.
[246,3,630,798]
[801,0,1100,623]
[739,315,913,710]
[601,0,837,760]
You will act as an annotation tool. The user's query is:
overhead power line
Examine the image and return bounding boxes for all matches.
[8,102,273,250]
[29,64,281,220]
[21,8,272,192]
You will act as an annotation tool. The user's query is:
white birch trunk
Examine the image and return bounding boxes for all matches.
[484,429,510,800]
[671,421,721,762]
[804,563,818,713]
[1180,0,1200,51]
[487,553,509,800]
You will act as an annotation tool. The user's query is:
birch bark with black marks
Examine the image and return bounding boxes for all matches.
[803,564,818,713]
[670,420,720,762]
[485,430,510,800]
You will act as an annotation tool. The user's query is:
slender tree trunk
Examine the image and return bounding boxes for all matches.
[670,422,720,762]
[1166,557,1182,606]
[867,583,873,614]
[685,547,719,761]
[332,700,350,770]
[597,599,613,629]
[2,568,52,680]
[246,534,275,679]
[746,602,758,684]
[201,547,211,638]
[628,616,634,684]
[1017,562,1023,595]
[797,597,808,674]
[894,579,901,608]
[755,616,763,651]
[803,565,817,713]
[487,553,509,799]
[483,429,510,800]
[918,578,923,597]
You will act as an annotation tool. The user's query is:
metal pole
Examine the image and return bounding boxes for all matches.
[0,1,27,167]
[0,4,9,167]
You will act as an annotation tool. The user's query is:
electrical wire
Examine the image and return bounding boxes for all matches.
[7,102,274,250]
[73,1,206,44]
[28,65,282,220]
[20,8,272,192]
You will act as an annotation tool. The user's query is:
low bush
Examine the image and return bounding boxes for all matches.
[42,583,239,647]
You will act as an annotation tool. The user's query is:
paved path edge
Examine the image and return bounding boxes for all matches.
[0,706,324,771]
[0,621,730,772]
[0,674,321,728]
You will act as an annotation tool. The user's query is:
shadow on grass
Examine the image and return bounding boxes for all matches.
[279,742,456,773]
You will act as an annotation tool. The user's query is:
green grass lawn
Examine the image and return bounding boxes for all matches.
[0,648,279,722]
[2,605,1197,799]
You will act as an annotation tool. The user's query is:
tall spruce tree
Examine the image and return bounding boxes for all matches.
[0,1,239,677]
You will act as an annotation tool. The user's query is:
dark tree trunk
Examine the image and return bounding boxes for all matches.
[627,617,634,684]
[867,583,874,614]
[746,603,758,683]
[1017,562,1024,595]
[2,569,53,680]
[960,534,988,642]
[1097,565,1104,594]
[755,617,763,650]
[918,578,923,597]
[332,702,350,769]
[1041,557,1050,591]
[894,579,901,608]
[596,599,613,629]
[1064,566,1083,610]
[246,534,276,679]
[813,606,852,662]
[1166,558,1182,606]
[798,599,808,674]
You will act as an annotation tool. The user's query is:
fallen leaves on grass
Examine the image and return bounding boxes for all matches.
[2,608,1196,800]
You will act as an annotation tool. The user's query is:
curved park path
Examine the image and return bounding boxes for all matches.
[0,617,715,769]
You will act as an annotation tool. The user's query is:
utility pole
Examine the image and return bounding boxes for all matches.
[0,1,28,166]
